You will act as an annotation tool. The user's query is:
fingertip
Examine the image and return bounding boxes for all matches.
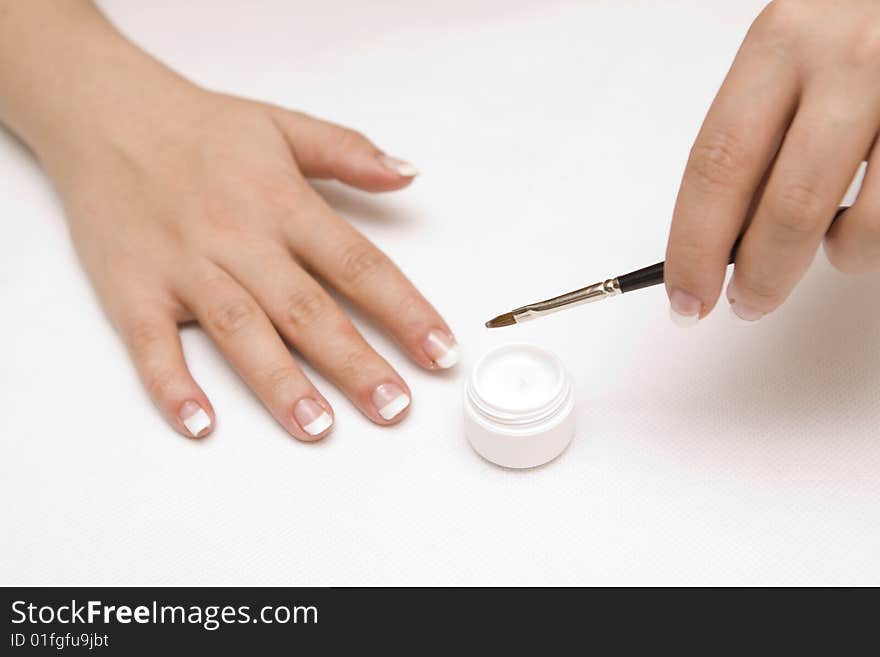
[726,277,765,322]
[664,235,731,324]
[378,154,420,179]
[667,286,703,328]
[337,153,419,193]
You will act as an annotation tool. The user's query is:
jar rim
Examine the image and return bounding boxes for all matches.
[466,343,571,427]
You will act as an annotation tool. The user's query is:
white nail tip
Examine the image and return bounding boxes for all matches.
[669,307,699,328]
[182,408,211,437]
[378,394,411,420]
[380,155,419,177]
[302,411,333,436]
[395,162,420,177]
[729,304,760,325]
[434,345,460,369]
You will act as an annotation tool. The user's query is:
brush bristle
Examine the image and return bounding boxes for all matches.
[485,313,517,329]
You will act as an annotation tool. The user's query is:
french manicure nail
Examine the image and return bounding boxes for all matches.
[729,301,763,323]
[372,383,410,421]
[294,398,333,436]
[669,287,701,328]
[423,329,459,369]
[727,280,763,323]
[180,401,211,437]
[379,154,419,178]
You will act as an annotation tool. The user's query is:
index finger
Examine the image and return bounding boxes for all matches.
[664,23,799,326]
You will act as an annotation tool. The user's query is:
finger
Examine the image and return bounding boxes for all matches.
[267,105,419,193]
[216,247,414,425]
[727,97,877,321]
[117,309,215,439]
[664,26,800,326]
[826,156,880,274]
[179,265,334,441]
[287,192,459,371]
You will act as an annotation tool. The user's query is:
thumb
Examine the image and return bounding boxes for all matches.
[267,106,419,192]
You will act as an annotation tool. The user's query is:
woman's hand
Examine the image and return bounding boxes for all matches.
[0,1,457,441]
[65,92,457,441]
[665,0,880,326]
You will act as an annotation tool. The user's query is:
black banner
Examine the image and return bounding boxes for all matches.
[1,586,874,653]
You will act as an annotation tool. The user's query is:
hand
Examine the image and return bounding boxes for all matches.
[665,0,880,326]
[40,66,458,441]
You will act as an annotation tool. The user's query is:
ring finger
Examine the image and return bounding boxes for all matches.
[727,91,878,321]
[825,145,880,274]
[179,262,334,441]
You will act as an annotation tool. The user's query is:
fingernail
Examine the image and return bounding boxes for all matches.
[727,280,763,323]
[294,398,333,436]
[669,287,701,328]
[728,304,761,324]
[423,329,459,369]
[372,383,410,421]
[180,401,211,437]
[379,154,419,177]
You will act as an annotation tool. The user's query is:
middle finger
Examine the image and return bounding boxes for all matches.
[728,91,877,321]
[287,190,459,371]
[215,246,414,425]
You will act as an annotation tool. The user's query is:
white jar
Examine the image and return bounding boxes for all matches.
[464,343,575,468]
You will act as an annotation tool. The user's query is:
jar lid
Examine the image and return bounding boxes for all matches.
[464,343,575,468]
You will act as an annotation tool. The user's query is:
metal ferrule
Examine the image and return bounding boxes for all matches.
[511,277,620,323]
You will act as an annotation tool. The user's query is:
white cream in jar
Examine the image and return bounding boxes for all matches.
[464,343,575,468]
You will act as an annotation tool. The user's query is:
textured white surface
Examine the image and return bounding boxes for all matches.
[1,0,879,585]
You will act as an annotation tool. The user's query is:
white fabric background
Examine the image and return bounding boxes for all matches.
[1,0,878,586]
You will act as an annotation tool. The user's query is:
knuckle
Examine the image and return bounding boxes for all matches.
[125,321,164,355]
[666,234,725,288]
[335,128,369,153]
[772,181,825,240]
[202,204,237,233]
[251,174,298,211]
[395,292,425,323]
[687,129,752,192]
[284,289,330,329]
[670,236,716,268]
[263,363,301,393]
[756,0,805,41]
[207,299,258,337]
[848,23,880,68]
[338,240,388,285]
[337,348,371,384]
[145,369,178,401]
[390,298,426,336]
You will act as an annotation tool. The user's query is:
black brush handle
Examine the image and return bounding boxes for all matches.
[617,206,848,295]
[617,261,665,293]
